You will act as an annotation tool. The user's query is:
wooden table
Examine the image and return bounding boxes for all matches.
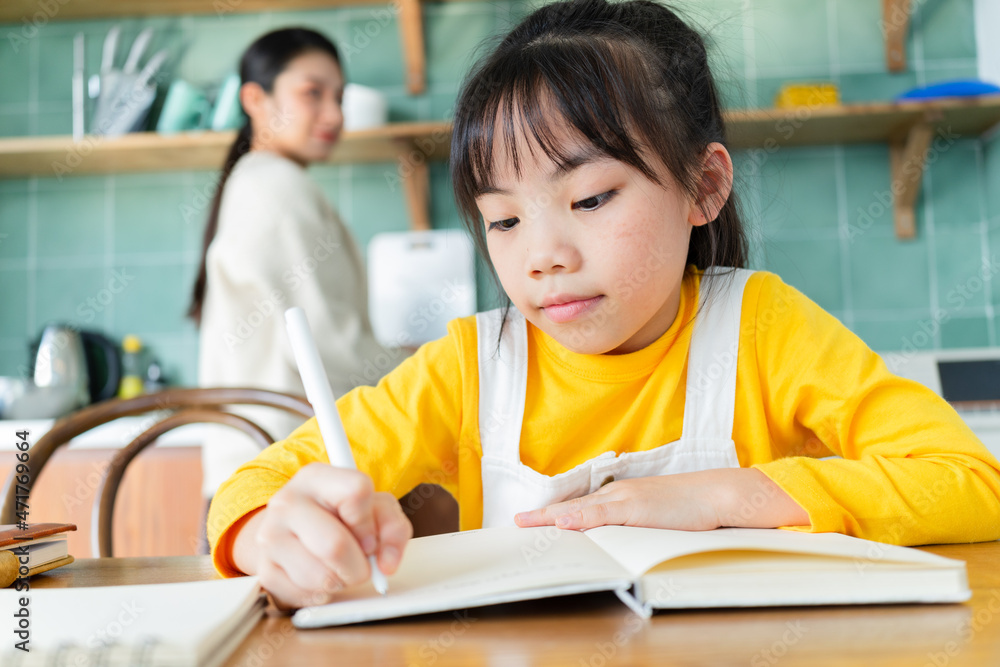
[32,542,1000,666]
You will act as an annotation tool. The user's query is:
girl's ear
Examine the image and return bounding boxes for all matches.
[239,82,268,123]
[688,142,734,227]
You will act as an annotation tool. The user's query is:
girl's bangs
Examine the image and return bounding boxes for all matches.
[461,37,663,198]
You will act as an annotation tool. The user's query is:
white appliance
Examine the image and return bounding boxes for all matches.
[879,347,1000,461]
[367,229,477,347]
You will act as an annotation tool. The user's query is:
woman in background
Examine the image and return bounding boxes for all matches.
[188,28,405,532]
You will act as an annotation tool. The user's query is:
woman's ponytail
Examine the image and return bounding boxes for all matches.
[186,27,340,327]
[186,121,253,326]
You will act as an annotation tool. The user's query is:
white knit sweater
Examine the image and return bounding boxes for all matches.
[197,150,403,496]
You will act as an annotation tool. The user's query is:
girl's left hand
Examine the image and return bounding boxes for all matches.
[513,468,809,532]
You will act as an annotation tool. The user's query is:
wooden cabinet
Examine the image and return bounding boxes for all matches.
[0,446,205,558]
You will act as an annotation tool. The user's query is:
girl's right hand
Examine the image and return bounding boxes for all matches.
[232,462,413,610]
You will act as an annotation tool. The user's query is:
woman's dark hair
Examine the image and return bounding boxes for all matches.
[187,28,341,326]
[450,0,749,341]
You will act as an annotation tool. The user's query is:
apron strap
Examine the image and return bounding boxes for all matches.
[682,267,755,441]
[476,307,529,463]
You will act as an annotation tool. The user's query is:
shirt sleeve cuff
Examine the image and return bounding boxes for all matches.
[211,505,267,578]
[752,459,853,535]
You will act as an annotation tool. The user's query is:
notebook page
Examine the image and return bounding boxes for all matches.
[0,576,263,663]
[294,526,631,628]
[583,526,965,578]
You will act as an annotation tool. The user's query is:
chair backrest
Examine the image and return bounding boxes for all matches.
[1,387,458,557]
[0,388,313,557]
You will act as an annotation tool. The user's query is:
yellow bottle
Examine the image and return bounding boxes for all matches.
[117,335,145,399]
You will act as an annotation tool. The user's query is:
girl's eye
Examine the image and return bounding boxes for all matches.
[306,88,321,99]
[487,217,519,232]
[573,190,618,212]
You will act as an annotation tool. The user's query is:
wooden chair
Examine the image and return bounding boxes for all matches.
[0,387,458,557]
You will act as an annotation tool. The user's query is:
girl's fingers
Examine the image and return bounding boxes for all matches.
[257,557,324,611]
[371,492,413,574]
[262,525,347,600]
[292,463,380,556]
[283,496,371,588]
[514,489,611,527]
[551,500,630,530]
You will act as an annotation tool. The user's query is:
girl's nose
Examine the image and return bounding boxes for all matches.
[527,226,582,276]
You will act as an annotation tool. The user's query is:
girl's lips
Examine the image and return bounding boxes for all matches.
[542,296,603,323]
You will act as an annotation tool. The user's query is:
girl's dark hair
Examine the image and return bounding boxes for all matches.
[450,0,749,339]
[187,28,341,326]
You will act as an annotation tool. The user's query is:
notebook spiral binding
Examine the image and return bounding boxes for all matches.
[8,636,160,666]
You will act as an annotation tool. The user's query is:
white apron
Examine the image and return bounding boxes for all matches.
[477,266,755,528]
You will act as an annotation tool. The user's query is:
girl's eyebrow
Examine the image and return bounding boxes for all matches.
[478,150,604,197]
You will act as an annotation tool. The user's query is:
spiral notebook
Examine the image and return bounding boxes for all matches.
[0,577,265,666]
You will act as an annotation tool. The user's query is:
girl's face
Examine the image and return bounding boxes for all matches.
[242,50,344,165]
[477,127,725,356]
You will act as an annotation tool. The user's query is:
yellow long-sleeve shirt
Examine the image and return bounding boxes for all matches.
[208,267,1000,577]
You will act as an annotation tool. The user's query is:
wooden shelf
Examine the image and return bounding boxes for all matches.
[727,95,1000,238]
[0,122,450,230]
[724,96,1000,148]
[2,97,999,236]
[0,122,451,177]
[0,0,384,18]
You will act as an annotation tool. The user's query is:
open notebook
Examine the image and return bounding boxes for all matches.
[0,577,264,667]
[293,526,970,628]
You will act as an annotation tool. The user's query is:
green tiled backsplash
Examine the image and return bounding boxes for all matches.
[0,0,997,386]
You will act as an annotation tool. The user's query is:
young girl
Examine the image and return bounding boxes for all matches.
[207,0,1000,609]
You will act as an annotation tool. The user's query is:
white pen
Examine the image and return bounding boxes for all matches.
[284,306,389,596]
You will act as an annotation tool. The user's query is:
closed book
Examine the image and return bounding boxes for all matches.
[0,523,76,588]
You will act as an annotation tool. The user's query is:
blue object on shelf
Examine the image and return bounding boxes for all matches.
[896,80,1000,101]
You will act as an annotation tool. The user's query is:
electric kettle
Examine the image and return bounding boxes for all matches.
[31,325,122,406]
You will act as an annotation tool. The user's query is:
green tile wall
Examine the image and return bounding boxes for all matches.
[0,0,996,386]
